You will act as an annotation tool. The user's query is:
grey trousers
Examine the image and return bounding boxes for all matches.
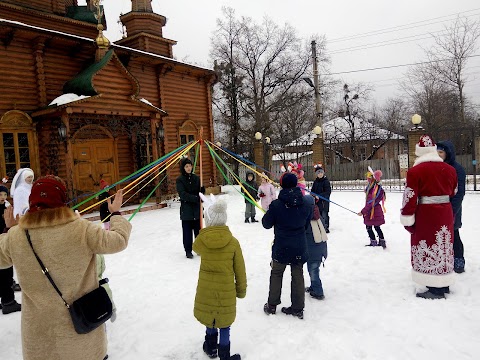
[245,203,256,219]
[267,260,305,310]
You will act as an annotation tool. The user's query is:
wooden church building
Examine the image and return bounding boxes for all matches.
[0,0,216,202]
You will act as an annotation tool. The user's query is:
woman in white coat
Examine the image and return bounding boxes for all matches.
[10,168,34,218]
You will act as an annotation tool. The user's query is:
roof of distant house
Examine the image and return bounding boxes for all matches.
[286,117,404,147]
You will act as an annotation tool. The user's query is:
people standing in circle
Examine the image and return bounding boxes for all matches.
[258,174,277,211]
[310,164,331,233]
[358,167,387,249]
[0,185,21,314]
[11,168,34,218]
[241,172,259,223]
[401,135,457,299]
[436,141,466,273]
[176,158,204,259]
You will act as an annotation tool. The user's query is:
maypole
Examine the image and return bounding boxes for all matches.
[199,127,204,228]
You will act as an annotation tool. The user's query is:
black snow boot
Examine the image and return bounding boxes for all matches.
[1,300,21,314]
[378,239,386,249]
[218,343,241,360]
[281,306,304,319]
[263,303,276,315]
[244,218,250,223]
[203,332,218,358]
[365,238,378,247]
[250,217,258,223]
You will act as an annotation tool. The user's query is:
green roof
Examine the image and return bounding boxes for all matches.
[66,6,105,25]
[63,49,114,96]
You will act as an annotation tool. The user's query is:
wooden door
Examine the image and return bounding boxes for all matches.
[73,140,115,210]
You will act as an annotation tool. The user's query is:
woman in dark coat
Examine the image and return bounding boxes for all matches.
[262,173,312,319]
[176,158,203,259]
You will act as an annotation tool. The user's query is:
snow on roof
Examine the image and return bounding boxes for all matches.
[138,98,167,114]
[286,117,404,147]
[323,117,404,142]
[49,93,90,106]
[272,151,313,161]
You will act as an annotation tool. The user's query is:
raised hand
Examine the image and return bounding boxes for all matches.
[3,206,19,229]
[108,189,123,213]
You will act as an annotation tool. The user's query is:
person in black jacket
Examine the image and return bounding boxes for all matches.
[437,141,466,273]
[0,185,21,314]
[241,172,259,223]
[262,173,312,319]
[176,158,204,259]
[310,165,332,233]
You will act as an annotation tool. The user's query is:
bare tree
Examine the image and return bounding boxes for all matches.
[426,16,480,123]
[210,7,327,150]
[401,63,459,130]
[326,83,374,162]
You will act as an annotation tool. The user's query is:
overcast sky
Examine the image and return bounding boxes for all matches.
[80,0,480,109]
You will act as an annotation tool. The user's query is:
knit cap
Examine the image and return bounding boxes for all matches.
[205,199,228,227]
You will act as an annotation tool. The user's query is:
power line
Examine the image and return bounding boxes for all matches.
[329,35,434,55]
[329,8,480,43]
[329,16,480,55]
[327,54,480,75]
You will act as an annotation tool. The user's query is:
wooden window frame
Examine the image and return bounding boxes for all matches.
[0,110,39,180]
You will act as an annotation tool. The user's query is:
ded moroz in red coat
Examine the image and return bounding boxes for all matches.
[400,135,457,288]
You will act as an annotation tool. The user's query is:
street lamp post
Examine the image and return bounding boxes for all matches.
[408,114,424,168]
[253,132,272,182]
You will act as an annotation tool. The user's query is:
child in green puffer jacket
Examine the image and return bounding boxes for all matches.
[193,194,247,360]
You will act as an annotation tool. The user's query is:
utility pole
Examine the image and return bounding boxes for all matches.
[311,40,322,126]
[310,40,325,169]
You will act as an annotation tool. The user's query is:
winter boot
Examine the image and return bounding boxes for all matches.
[218,343,241,360]
[310,292,325,300]
[378,239,386,249]
[365,238,378,247]
[186,252,194,259]
[305,286,311,293]
[263,303,276,315]
[244,218,250,223]
[416,290,445,300]
[250,217,258,223]
[454,258,465,273]
[203,332,218,358]
[12,281,21,292]
[281,306,304,319]
[1,300,21,314]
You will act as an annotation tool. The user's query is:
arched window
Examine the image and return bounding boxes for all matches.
[0,111,38,179]
[178,120,198,160]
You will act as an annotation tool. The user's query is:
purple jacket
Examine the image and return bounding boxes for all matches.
[361,185,385,226]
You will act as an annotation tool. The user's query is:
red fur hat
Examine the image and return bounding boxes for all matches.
[29,176,68,213]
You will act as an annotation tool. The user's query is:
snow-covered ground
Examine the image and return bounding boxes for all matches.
[2,187,480,359]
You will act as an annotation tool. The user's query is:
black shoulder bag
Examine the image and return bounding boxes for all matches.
[26,230,112,334]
